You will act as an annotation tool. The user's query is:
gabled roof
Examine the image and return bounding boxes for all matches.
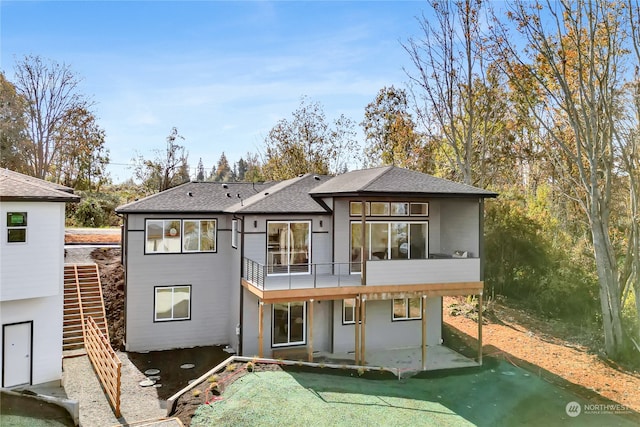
[310,166,498,198]
[0,169,80,202]
[115,181,274,213]
[229,174,330,214]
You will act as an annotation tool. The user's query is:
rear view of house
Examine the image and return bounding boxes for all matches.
[0,169,79,388]
[117,166,496,370]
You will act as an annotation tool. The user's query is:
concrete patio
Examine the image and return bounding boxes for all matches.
[314,345,479,377]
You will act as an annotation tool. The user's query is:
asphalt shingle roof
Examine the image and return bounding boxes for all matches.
[116,167,497,215]
[0,169,80,202]
[115,181,275,213]
[310,166,498,198]
[231,174,330,214]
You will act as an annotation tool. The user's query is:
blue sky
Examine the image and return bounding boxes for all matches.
[1,1,427,182]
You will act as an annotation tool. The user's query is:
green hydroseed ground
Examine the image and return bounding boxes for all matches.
[191,359,638,427]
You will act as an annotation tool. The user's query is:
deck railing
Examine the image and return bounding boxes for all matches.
[243,257,360,290]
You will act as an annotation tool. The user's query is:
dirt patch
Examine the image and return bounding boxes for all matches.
[91,247,125,350]
[170,360,284,426]
[443,296,640,413]
[127,345,230,401]
[65,231,120,244]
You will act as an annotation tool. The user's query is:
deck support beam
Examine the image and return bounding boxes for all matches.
[360,297,366,366]
[421,295,427,370]
[258,302,264,358]
[308,299,314,362]
[354,295,360,365]
[478,292,483,364]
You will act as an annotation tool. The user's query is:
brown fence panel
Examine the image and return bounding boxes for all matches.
[85,316,121,418]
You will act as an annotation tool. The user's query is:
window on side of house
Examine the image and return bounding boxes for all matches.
[146,219,181,253]
[343,298,356,324]
[272,302,306,346]
[392,298,422,321]
[267,221,310,275]
[7,212,27,243]
[183,219,216,252]
[231,219,238,249]
[154,285,191,321]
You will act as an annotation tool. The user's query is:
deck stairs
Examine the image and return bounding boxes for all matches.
[63,263,109,351]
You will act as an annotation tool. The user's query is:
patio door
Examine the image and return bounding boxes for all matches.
[267,221,310,274]
[2,321,32,387]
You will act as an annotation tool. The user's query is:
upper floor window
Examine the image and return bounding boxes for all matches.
[267,221,310,275]
[350,201,428,217]
[350,221,428,272]
[183,220,216,252]
[7,212,27,243]
[145,219,216,254]
[231,219,238,249]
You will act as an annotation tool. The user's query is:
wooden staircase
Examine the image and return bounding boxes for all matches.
[63,264,109,351]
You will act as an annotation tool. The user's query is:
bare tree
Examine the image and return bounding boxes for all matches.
[494,0,633,358]
[13,55,88,179]
[403,0,490,186]
[133,127,189,193]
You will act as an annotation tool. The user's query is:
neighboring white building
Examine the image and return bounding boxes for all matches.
[0,169,79,388]
[117,166,497,369]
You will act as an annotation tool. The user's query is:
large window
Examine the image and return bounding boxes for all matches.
[267,221,310,274]
[183,220,216,252]
[350,221,428,272]
[392,298,422,321]
[272,302,306,346]
[154,285,191,321]
[7,212,27,243]
[145,219,216,254]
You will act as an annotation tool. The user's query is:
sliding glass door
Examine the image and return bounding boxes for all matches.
[267,221,310,274]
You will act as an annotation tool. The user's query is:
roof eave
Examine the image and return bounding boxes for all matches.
[309,191,498,199]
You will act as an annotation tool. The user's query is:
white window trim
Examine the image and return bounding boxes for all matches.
[231,219,238,249]
[266,220,311,276]
[272,302,306,347]
[343,298,356,325]
[154,285,192,322]
[182,219,217,253]
[392,297,422,321]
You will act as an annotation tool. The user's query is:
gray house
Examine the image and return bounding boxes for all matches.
[116,166,496,369]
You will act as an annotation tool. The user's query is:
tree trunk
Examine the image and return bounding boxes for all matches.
[591,215,625,357]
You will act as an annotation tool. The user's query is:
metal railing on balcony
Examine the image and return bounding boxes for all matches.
[242,257,361,291]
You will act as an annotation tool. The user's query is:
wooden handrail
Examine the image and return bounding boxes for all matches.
[85,316,121,418]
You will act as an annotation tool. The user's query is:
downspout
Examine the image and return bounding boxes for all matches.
[118,212,128,350]
[237,215,245,355]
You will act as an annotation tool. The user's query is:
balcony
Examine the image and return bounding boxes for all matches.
[242,257,481,293]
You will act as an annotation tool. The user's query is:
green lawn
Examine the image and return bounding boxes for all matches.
[192,360,638,426]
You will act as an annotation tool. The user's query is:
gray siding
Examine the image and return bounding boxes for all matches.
[439,199,480,256]
[125,213,234,352]
[332,297,442,353]
[241,291,332,357]
[366,258,481,285]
